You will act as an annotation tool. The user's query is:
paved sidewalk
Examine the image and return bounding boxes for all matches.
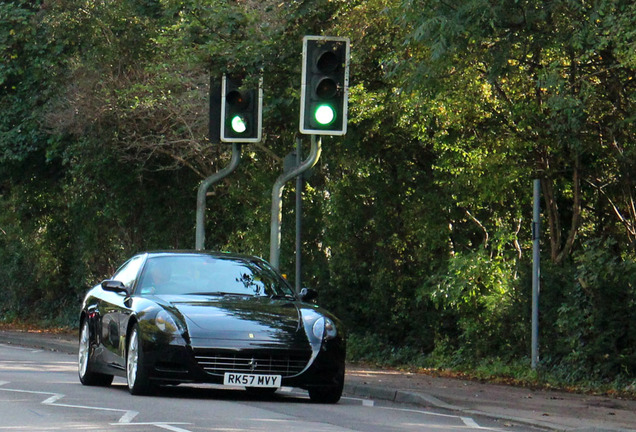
[2,329,635,432]
[345,366,636,432]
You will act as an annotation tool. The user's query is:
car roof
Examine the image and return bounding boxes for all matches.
[137,250,265,262]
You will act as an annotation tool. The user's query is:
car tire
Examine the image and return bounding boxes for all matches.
[308,371,344,404]
[126,323,155,395]
[78,320,114,387]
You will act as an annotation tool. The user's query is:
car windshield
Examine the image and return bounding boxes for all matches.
[136,255,295,298]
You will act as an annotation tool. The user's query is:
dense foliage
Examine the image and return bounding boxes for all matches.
[1,0,634,388]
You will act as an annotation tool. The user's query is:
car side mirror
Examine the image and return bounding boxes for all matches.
[299,288,318,302]
[101,280,129,295]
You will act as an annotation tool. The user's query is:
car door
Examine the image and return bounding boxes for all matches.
[99,255,146,371]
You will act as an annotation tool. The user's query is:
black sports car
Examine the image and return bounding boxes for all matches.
[78,251,346,403]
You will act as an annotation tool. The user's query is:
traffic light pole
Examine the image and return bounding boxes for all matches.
[531,179,541,369]
[295,138,303,293]
[195,143,242,251]
[269,135,322,270]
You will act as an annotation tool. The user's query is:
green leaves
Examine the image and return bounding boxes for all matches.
[0,0,634,389]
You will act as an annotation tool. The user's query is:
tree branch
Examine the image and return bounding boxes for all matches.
[555,154,582,264]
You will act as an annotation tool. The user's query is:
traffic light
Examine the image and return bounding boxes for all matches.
[300,36,350,136]
[221,74,263,143]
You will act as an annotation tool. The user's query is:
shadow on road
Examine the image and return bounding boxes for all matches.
[108,381,313,404]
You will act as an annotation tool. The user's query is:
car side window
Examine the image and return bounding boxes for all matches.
[112,256,145,289]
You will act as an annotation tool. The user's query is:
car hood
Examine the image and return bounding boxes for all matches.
[156,295,306,348]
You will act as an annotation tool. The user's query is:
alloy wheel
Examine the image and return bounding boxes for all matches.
[78,321,90,378]
[127,328,139,389]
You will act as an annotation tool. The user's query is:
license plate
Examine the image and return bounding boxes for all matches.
[223,373,282,388]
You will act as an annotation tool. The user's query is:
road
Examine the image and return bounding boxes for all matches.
[0,342,536,432]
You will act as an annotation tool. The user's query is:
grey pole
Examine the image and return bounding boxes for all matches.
[270,135,322,270]
[532,179,541,369]
[195,143,242,251]
[295,138,303,293]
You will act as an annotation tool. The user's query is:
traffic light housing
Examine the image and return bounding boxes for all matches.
[221,74,262,143]
[300,36,350,136]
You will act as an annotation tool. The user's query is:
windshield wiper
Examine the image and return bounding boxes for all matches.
[185,292,251,297]
[270,294,296,301]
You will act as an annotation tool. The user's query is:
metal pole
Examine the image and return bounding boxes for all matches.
[295,138,303,293]
[532,179,541,369]
[270,135,322,270]
[195,143,242,251]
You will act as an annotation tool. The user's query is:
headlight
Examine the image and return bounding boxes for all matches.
[312,317,337,341]
[324,318,337,339]
[155,310,178,333]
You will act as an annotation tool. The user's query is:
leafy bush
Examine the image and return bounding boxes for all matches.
[346,332,428,368]
[551,239,636,382]
[419,250,529,364]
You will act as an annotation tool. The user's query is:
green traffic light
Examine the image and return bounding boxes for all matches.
[314,104,335,125]
[231,115,247,133]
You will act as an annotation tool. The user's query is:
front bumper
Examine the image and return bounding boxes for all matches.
[140,335,345,390]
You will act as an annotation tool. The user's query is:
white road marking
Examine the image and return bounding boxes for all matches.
[367,401,502,431]
[42,393,65,405]
[0,381,195,432]
[118,410,139,424]
[1,374,492,432]
[462,417,483,428]
[343,396,375,407]
[0,385,138,423]
[112,423,193,432]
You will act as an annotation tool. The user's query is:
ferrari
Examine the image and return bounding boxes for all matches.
[78,251,346,403]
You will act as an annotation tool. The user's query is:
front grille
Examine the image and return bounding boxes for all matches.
[193,348,310,377]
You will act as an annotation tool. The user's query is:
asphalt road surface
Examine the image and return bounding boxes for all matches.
[0,342,538,432]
